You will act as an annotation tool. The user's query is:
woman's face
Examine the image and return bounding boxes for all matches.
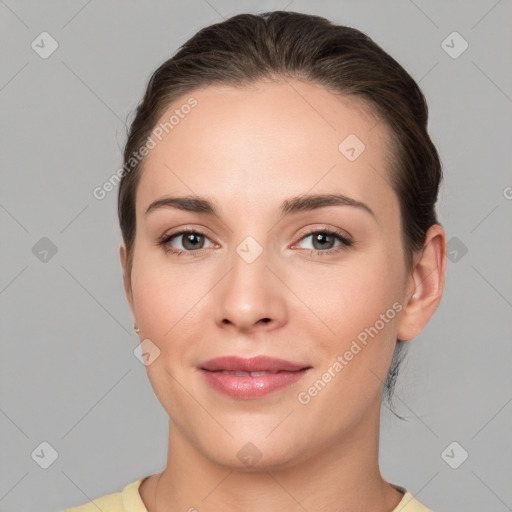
[121,79,419,469]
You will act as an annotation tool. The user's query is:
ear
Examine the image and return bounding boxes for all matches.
[397,224,447,341]
[119,243,135,324]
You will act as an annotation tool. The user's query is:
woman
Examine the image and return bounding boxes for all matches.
[66,10,446,512]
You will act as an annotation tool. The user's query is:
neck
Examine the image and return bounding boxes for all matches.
[140,404,403,512]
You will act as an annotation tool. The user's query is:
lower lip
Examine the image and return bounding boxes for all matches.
[199,369,311,399]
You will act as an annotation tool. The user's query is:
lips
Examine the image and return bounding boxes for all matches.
[198,355,312,399]
[199,355,310,373]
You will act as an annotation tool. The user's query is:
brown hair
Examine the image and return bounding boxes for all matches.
[118,10,443,404]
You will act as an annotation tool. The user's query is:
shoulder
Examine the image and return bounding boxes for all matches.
[391,484,435,512]
[64,490,122,512]
[64,476,149,512]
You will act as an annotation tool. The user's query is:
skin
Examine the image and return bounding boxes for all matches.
[120,78,447,512]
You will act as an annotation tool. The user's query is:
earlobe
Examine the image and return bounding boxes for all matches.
[397,225,447,341]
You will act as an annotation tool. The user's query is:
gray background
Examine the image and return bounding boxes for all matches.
[1,1,511,511]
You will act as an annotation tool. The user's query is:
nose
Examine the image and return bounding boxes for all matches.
[214,243,287,333]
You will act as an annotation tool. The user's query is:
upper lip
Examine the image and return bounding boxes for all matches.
[199,355,311,372]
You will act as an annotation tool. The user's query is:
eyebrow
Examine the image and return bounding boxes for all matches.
[144,193,376,220]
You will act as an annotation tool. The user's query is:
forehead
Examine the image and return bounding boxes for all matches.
[136,78,398,224]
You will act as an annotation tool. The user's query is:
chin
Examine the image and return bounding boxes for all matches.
[200,435,311,473]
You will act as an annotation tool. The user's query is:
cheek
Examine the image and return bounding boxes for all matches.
[292,249,403,398]
[131,255,207,339]
[130,261,207,421]
[294,251,402,342]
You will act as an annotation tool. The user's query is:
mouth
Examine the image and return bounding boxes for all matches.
[206,370,293,376]
[199,354,311,373]
[198,356,312,399]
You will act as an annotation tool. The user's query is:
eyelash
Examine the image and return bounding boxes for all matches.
[156,227,353,257]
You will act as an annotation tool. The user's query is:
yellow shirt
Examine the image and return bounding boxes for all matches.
[64,476,434,511]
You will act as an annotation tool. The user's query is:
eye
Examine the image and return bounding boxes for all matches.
[157,226,353,257]
[294,227,353,255]
[157,228,215,256]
